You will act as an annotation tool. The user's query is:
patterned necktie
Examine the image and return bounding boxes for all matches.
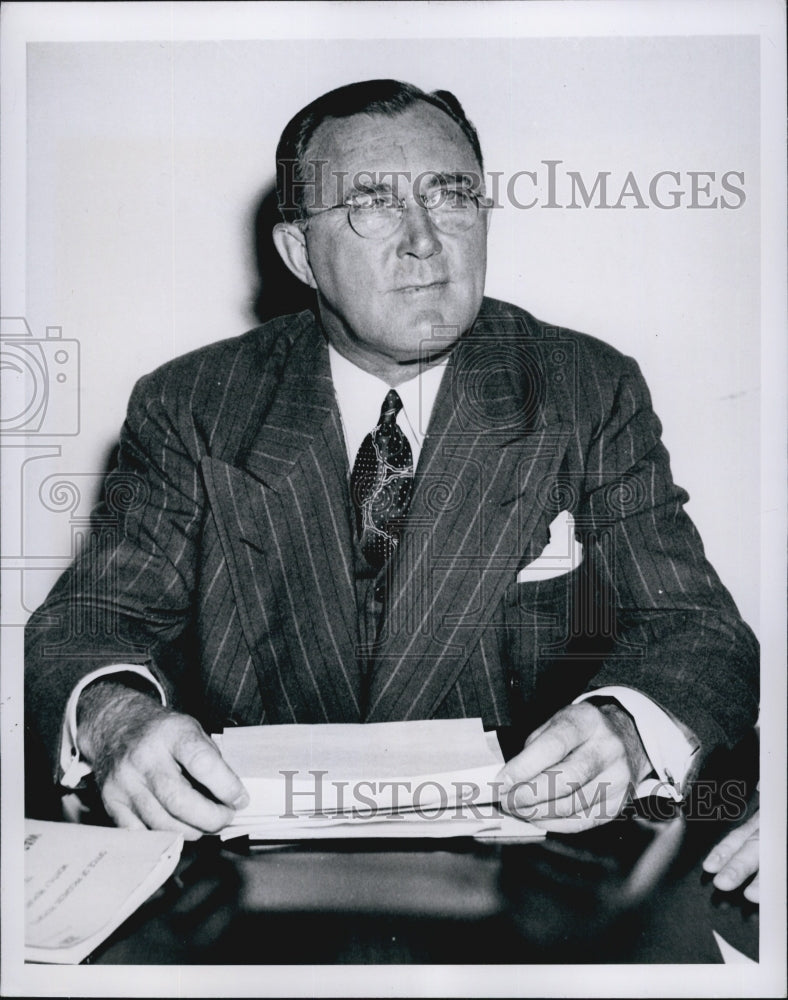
[350,389,414,570]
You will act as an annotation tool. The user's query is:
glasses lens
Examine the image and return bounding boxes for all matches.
[348,192,401,240]
[344,188,482,239]
[428,188,479,235]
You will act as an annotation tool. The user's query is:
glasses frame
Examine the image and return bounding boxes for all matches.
[295,186,487,241]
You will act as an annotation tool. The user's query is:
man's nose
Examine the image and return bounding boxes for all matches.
[395,203,443,259]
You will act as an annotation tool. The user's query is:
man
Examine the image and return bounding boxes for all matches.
[25,79,758,842]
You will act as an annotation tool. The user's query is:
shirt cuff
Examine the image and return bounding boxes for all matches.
[59,664,167,787]
[574,685,699,802]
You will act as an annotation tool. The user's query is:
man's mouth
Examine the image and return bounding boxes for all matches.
[393,280,448,293]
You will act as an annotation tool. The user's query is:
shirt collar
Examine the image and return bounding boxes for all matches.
[327,344,448,466]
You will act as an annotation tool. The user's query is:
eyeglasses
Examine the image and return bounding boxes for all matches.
[297,185,487,240]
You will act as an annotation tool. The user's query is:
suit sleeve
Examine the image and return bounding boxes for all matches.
[25,368,205,776]
[576,354,759,759]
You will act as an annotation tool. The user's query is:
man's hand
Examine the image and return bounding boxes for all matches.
[702,810,760,903]
[77,680,249,840]
[497,701,651,833]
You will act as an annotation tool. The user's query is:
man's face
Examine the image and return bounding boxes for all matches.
[296,102,489,377]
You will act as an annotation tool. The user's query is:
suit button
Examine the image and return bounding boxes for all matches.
[374,582,385,603]
[508,674,521,691]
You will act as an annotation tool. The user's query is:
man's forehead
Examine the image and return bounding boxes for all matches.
[304,103,480,183]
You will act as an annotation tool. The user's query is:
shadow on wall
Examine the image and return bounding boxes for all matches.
[86,186,316,516]
[249,183,316,324]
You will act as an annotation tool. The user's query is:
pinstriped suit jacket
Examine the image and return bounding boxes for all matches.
[25,298,758,775]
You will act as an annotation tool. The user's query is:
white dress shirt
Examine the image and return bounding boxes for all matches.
[327,343,448,469]
[60,344,696,800]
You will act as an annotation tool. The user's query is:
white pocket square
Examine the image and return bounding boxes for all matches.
[516,510,583,583]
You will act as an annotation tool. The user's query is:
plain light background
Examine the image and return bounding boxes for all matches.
[19,35,760,630]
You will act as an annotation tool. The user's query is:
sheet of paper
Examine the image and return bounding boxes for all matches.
[220,807,543,842]
[216,718,506,821]
[218,717,501,780]
[25,819,183,964]
[221,816,496,841]
[214,718,542,840]
[235,762,502,818]
[712,931,758,966]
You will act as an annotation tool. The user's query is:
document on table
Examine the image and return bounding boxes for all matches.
[25,819,183,964]
[213,717,542,842]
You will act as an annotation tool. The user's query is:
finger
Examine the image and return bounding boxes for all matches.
[502,765,593,814]
[103,783,204,840]
[102,798,148,831]
[499,704,610,790]
[102,769,208,840]
[522,715,552,748]
[500,716,587,788]
[703,812,759,873]
[501,730,632,813]
[515,748,619,808]
[148,763,236,834]
[124,782,208,841]
[743,873,760,904]
[712,835,759,892]
[173,730,249,809]
[510,765,631,822]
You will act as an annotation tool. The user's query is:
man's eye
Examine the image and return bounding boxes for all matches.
[350,192,396,211]
[425,187,474,210]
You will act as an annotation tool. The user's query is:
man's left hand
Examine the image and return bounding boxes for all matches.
[498,702,651,833]
[702,809,759,903]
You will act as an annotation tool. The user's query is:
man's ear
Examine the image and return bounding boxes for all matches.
[272,222,317,289]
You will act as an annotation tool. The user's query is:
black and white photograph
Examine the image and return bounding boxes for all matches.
[1,1,785,996]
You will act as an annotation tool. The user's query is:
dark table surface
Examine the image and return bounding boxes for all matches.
[85,803,758,966]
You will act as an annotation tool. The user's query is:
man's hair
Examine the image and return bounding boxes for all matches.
[275,78,483,222]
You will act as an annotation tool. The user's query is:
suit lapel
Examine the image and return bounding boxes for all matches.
[366,316,572,722]
[202,322,363,722]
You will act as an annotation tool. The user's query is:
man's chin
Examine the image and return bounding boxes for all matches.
[406,307,475,353]
[390,330,460,367]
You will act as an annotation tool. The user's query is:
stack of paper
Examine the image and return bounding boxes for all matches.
[214,718,541,841]
[25,820,183,964]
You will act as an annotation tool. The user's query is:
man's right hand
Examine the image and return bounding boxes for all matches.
[76,680,249,840]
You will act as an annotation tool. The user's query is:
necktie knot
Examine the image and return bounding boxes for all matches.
[380,389,403,427]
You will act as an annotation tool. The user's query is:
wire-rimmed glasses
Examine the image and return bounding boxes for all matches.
[297,183,487,240]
